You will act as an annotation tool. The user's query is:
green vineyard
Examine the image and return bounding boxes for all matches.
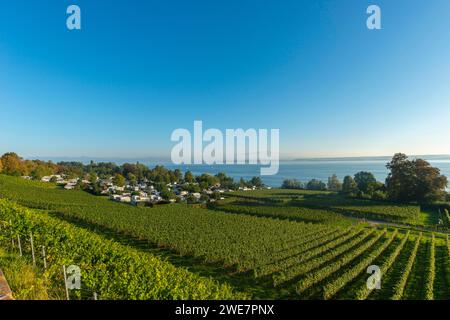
[0,175,449,300]
[0,199,246,300]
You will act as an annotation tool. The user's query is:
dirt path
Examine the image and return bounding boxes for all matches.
[0,268,13,300]
[359,217,450,235]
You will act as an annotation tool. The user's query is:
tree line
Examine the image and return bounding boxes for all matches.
[0,152,264,192]
[281,153,448,204]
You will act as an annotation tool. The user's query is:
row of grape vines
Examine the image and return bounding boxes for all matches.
[0,199,247,300]
[0,175,448,299]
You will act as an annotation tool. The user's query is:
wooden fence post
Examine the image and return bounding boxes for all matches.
[42,246,47,270]
[17,235,22,257]
[30,233,36,266]
[63,265,70,300]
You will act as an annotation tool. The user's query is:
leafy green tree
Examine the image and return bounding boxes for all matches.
[160,189,176,201]
[354,171,377,194]
[211,192,221,200]
[281,179,303,189]
[386,153,448,203]
[186,194,198,204]
[196,173,219,188]
[215,172,235,189]
[127,173,137,186]
[327,174,342,192]
[250,177,264,188]
[75,178,84,190]
[89,182,103,196]
[184,171,194,183]
[372,190,387,201]
[56,161,84,178]
[30,166,48,180]
[88,172,98,184]
[306,179,327,191]
[173,169,183,183]
[342,176,358,194]
[239,178,248,188]
[113,173,126,187]
[184,183,201,193]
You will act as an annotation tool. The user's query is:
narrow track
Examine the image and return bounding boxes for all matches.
[0,268,14,300]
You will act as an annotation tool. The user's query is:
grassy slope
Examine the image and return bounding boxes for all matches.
[0,248,53,300]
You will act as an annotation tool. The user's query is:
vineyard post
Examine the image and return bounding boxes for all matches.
[10,219,14,248]
[17,234,22,256]
[42,246,47,270]
[63,265,70,300]
[30,232,36,266]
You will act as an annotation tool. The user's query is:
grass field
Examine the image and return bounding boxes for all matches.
[0,175,448,300]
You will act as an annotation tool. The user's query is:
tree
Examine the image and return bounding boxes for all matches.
[250,177,263,188]
[184,183,201,193]
[30,166,47,180]
[160,188,175,201]
[281,179,303,189]
[1,152,27,176]
[113,173,126,187]
[306,179,327,191]
[57,161,84,178]
[196,173,219,188]
[184,171,194,183]
[173,169,183,183]
[386,153,448,203]
[127,173,137,186]
[74,178,84,190]
[372,190,387,201]
[239,178,249,188]
[354,171,377,194]
[211,192,221,200]
[0,158,3,173]
[88,172,98,185]
[342,176,358,194]
[200,194,210,203]
[215,172,235,189]
[327,174,342,192]
[186,194,198,204]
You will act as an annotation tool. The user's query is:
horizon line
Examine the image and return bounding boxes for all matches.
[17,153,450,164]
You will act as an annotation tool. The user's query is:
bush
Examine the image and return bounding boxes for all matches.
[281,179,303,189]
[372,190,387,201]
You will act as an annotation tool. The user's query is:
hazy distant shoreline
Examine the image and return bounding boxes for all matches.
[26,154,450,166]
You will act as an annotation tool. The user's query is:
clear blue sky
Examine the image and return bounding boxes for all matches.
[1,0,450,159]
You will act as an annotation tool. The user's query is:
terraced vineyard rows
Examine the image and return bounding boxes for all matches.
[227,189,423,225]
[0,175,351,272]
[322,229,398,299]
[353,231,410,299]
[0,199,245,299]
[0,175,448,299]
[211,201,355,225]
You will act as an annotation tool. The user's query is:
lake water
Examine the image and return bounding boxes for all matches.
[163,157,450,188]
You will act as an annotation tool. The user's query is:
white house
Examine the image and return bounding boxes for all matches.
[64,183,76,190]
